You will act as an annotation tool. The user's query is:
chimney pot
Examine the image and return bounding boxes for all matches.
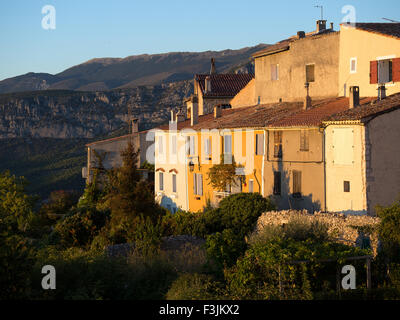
[349,86,360,109]
[170,110,176,123]
[297,31,306,39]
[210,58,216,74]
[205,76,211,93]
[131,118,139,133]
[330,22,334,30]
[214,105,221,119]
[316,20,327,33]
[176,110,185,123]
[191,101,199,126]
[378,85,387,100]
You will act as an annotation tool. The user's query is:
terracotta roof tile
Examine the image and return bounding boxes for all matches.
[196,74,254,98]
[323,93,400,122]
[349,23,400,39]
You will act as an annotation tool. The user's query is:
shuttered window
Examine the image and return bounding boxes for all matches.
[224,135,232,154]
[370,61,378,84]
[256,134,264,155]
[171,135,177,155]
[344,181,350,193]
[249,180,254,193]
[274,131,282,158]
[271,64,279,81]
[172,174,177,193]
[292,170,302,197]
[273,172,281,195]
[159,172,164,191]
[193,173,203,196]
[300,130,309,151]
[204,137,211,156]
[392,58,400,82]
[189,136,195,155]
[306,64,315,82]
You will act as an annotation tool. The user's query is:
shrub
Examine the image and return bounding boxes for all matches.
[53,207,110,248]
[166,273,224,300]
[218,193,275,237]
[206,229,247,270]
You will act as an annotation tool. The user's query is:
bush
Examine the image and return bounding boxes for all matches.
[218,193,275,237]
[205,229,247,270]
[166,273,224,300]
[52,207,110,248]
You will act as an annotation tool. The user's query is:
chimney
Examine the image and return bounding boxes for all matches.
[205,76,212,93]
[297,31,306,39]
[190,97,199,126]
[176,110,185,122]
[349,86,360,109]
[214,105,221,119]
[316,20,327,33]
[131,118,139,133]
[330,22,334,30]
[303,82,312,110]
[210,58,216,74]
[378,85,387,100]
[170,110,176,123]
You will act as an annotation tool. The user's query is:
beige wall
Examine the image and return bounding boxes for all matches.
[339,25,400,97]
[264,128,325,212]
[254,32,340,104]
[366,108,400,214]
[230,79,256,108]
[325,124,367,214]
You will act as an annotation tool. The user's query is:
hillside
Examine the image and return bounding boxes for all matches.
[0,44,268,94]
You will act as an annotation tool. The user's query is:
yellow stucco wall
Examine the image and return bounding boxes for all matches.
[339,25,400,97]
[325,124,367,214]
[264,128,325,212]
[230,79,256,108]
[186,128,264,212]
[254,32,340,104]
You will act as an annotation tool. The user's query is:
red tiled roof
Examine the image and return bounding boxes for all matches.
[196,74,254,98]
[347,23,400,39]
[323,93,400,122]
[270,97,374,127]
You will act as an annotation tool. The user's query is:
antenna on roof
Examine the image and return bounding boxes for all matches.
[314,5,323,20]
[382,18,400,23]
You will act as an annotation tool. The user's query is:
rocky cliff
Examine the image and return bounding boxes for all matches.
[0,81,192,139]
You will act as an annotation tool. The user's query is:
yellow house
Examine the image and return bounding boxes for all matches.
[338,23,400,98]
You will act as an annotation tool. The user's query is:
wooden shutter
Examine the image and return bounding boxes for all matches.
[198,174,203,196]
[370,61,378,84]
[193,174,197,195]
[293,170,302,195]
[256,134,264,155]
[159,172,164,191]
[392,58,400,82]
[172,174,176,193]
[274,172,281,195]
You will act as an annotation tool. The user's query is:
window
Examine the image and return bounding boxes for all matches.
[271,64,279,81]
[378,59,393,83]
[300,130,309,151]
[159,172,164,191]
[224,135,232,154]
[274,131,282,158]
[187,136,195,156]
[171,135,177,155]
[172,174,177,193]
[273,172,281,195]
[350,58,357,74]
[344,181,350,193]
[249,179,254,193]
[193,173,203,196]
[371,58,400,84]
[292,170,302,197]
[306,64,315,83]
[256,133,264,155]
[204,137,211,158]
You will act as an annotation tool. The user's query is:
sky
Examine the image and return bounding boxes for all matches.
[0,0,400,80]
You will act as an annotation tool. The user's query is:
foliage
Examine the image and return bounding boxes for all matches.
[205,229,247,270]
[225,238,369,300]
[140,160,155,171]
[52,207,110,248]
[166,273,225,300]
[0,170,37,233]
[31,247,177,300]
[218,192,275,237]
[376,200,400,263]
[207,155,243,191]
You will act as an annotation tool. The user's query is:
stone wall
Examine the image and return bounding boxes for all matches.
[255,210,380,254]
